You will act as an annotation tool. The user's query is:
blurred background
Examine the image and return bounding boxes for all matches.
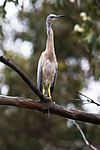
[0,0,100,149]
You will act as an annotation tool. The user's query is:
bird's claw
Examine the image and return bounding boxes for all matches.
[44,95,53,103]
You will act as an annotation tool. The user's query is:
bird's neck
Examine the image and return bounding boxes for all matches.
[46,25,55,55]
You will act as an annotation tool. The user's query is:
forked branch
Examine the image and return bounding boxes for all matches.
[0,56,100,125]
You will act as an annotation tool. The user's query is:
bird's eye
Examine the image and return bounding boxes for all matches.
[50,16,55,19]
[51,16,55,19]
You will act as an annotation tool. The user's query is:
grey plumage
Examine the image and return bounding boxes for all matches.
[37,14,64,99]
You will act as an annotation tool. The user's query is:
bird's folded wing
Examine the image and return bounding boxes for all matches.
[50,67,58,96]
[37,57,43,92]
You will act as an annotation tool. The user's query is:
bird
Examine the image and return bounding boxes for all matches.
[37,14,64,100]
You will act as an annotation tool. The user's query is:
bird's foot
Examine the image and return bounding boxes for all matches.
[44,95,53,102]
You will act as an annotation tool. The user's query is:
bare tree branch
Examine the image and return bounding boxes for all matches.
[0,56,100,125]
[0,56,46,102]
[73,120,98,150]
[75,91,100,106]
[0,95,100,125]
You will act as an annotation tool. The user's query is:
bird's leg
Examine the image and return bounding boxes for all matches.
[48,84,52,100]
[42,84,45,95]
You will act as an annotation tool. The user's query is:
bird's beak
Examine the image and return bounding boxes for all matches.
[56,15,65,18]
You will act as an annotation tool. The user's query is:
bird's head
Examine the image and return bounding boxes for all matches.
[46,14,64,27]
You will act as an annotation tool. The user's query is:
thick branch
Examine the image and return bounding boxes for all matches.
[0,56,46,102]
[0,95,100,125]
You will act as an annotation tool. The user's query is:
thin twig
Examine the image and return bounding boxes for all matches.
[0,56,46,102]
[73,120,98,150]
[75,91,100,106]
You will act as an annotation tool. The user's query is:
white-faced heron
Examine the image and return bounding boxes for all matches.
[37,14,64,99]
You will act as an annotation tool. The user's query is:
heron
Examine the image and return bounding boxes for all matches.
[37,14,64,99]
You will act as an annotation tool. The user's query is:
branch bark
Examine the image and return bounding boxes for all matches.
[0,95,100,125]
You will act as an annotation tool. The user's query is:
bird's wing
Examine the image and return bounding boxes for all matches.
[37,56,43,92]
[50,66,58,96]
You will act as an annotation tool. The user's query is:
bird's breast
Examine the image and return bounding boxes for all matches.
[42,59,57,86]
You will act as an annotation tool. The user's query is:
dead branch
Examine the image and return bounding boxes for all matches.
[0,95,100,125]
[0,56,100,125]
[73,120,98,150]
[0,56,46,102]
[75,91,100,106]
